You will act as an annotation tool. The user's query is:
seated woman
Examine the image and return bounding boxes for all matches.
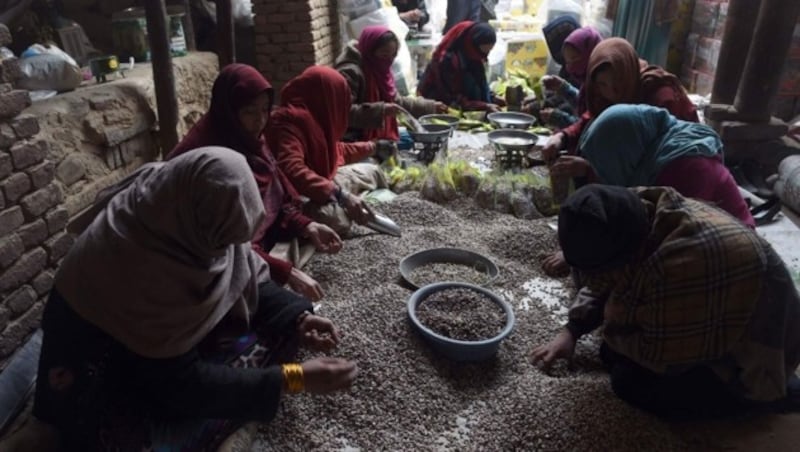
[542,37,698,159]
[554,104,754,226]
[526,26,603,129]
[543,104,753,277]
[167,64,341,302]
[267,66,391,236]
[335,25,447,142]
[33,148,358,450]
[417,21,502,112]
[532,184,800,417]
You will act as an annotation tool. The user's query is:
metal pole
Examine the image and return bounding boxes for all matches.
[216,0,235,67]
[144,0,180,154]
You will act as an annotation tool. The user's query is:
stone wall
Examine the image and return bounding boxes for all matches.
[252,0,341,94]
[0,46,218,368]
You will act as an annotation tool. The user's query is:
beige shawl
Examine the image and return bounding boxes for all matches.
[55,147,270,359]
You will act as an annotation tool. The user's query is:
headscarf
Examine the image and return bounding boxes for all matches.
[558,184,649,273]
[55,148,270,359]
[562,26,603,85]
[168,64,285,233]
[357,25,398,102]
[432,21,496,103]
[269,66,352,180]
[578,104,723,186]
[585,37,642,116]
[542,15,580,66]
[357,26,399,141]
[585,186,766,377]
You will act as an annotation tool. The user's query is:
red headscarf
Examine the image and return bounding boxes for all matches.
[357,26,400,141]
[434,21,495,63]
[270,66,352,180]
[168,63,287,236]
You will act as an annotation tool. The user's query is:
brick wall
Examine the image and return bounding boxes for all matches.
[252,0,341,95]
[0,44,218,368]
[0,26,70,366]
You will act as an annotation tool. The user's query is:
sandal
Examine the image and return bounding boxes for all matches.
[750,197,782,226]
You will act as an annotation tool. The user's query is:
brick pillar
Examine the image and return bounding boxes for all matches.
[252,0,341,94]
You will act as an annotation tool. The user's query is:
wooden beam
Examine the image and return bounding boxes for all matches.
[144,0,180,154]
[216,0,236,67]
[182,0,197,51]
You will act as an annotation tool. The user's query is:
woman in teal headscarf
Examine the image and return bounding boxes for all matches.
[552,104,753,226]
[543,104,754,276]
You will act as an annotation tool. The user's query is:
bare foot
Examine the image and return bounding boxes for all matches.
[542,251,570,277]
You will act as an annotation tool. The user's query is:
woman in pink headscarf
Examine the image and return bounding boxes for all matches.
[525,26,603,128]
[334,25,447,142]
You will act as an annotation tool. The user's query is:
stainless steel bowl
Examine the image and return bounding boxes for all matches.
[487,111,537,130]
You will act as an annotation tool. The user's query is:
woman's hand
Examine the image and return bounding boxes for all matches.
[551,155,591,178]
[542,75,565,91]
[340,191,375,225]
[486,103,502,113]
[384,103,401,117]
[304,222,342,254]
[399,9,422,23]
[297,313,341,351]
[434,101,448,113]
[530,329,576,370]
[540,108,554,123]
[542,251,570,277]
[542,132,565,162]
[301,357,358,394]
[287,267,324,302]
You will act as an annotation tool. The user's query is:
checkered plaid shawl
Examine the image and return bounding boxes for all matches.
[588,187,767,372]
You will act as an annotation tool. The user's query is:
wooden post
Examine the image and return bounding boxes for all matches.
[144,0,180,154]
[182,0,197,51]
[710,0,760,105]
[734,0,800,121]
[216,0,235,68]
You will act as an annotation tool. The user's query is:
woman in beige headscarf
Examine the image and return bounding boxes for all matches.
[32,147,357,451]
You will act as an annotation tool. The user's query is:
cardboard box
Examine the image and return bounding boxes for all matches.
[505,35,549,79]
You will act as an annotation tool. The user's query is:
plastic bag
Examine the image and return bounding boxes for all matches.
[420,161,457,203]
[18,53,82,92]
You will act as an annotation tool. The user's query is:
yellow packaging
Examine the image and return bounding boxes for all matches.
[505,35,549,80]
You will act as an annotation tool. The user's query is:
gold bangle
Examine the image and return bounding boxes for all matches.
[281,363,304,394]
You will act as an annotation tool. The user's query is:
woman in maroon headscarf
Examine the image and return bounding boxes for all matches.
[526,26,603,128]
[417,21,502,112]
[168,64,342,301]
[267,66,389,236]
[335,25,446,142]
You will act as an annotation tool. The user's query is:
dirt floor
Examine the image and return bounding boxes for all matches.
[245,134,800,451]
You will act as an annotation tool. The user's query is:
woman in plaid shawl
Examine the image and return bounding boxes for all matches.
[532,185,800,416]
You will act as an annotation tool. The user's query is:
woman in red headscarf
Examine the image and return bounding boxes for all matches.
[267,66,389,236]
[168,64,341,302]
[417,21,503,112]
[335,25,447,142]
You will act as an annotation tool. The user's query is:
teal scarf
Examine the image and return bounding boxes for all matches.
[578,104,722,186]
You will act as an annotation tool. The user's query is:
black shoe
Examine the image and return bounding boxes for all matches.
[751,197,782,226]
